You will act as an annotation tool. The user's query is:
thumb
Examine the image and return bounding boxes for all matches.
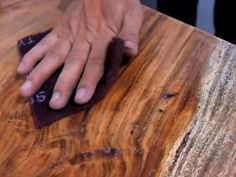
[118,3,143,56]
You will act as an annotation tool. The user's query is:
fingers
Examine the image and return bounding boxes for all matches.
[49,39,91,110]
[17,31,58,74]
[20,38,72,97]
[118,2,143,56]
[74,39,110,104]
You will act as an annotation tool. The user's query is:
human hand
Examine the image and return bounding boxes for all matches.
[17,0,143,110]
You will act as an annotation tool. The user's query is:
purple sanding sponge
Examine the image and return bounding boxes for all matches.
[18,30,129,128]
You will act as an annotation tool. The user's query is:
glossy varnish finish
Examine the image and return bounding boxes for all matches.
[0,0,235,176]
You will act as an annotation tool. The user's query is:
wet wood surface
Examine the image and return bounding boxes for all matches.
[0,0,235,176]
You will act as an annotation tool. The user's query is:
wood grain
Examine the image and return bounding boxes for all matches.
[0,0,235,177]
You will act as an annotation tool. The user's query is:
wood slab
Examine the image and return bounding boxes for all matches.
[0,0,235,176]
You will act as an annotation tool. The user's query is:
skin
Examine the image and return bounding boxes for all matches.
[17,0,143,110]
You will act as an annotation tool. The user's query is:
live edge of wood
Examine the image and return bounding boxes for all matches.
[0,0,235,177]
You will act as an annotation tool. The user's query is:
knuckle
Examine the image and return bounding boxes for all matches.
[22,52,33,62]
[87,57,104,65]
[57,73,72,86]
[54,77,71,92]
[36,37,53,49]
[69,52,80,59]
[66,54,86,66]
[82,70,104,88]
[79,80,94,89]
[46,49,64,60]
[28,67,48,83]
[54,80,65,91]
[67,58,85,67]
[27,71,37,82]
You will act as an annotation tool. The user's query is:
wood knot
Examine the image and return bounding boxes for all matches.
[162,92,178,99]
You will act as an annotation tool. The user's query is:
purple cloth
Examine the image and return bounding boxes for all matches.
[18,30,128,128]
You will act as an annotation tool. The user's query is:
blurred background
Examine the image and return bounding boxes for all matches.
[140,0,215,34]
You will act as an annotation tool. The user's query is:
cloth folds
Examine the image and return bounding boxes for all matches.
[18,30,128,128]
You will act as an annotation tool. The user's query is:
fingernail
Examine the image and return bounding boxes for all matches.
[75,88,86,100]
[124,41,138,53]
[20,80,32,92]
[17,62,24,72]
[51,92,61,103]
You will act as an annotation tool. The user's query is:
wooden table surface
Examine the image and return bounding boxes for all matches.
[0,0,235,177]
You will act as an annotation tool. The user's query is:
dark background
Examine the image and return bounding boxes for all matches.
[140,0,215,34]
